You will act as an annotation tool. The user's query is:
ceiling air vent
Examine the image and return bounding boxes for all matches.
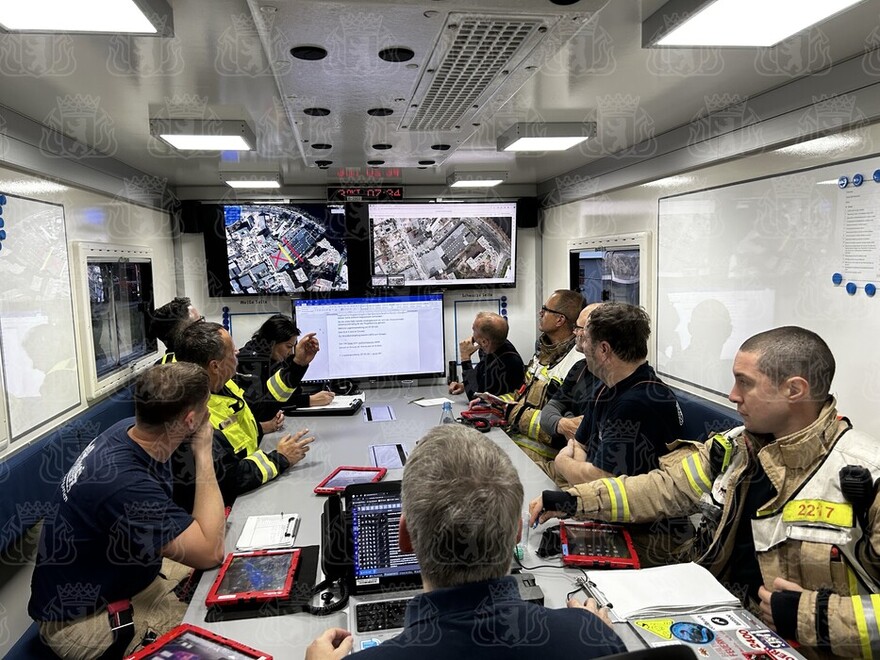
[404,15,549,132]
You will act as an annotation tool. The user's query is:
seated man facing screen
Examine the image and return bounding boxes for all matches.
[500,290,585,466]
[235,313,331,425]
[148,296,202,363]
[554,302,684,486]
[306,424,625,659]
[448,311,524,400]
[28,363,225,660]
[530,326,880,658]
[172,321,314,511]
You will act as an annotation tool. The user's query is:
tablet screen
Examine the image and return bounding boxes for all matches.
[564,525,632,559]
[215,552,295,598]
[324,468,381,490]
[140,630,258,659]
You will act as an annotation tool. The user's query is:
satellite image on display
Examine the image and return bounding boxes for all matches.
[371,215,512,283]
[225,204,348,294]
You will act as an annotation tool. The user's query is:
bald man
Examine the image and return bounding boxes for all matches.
[448,312,524,400]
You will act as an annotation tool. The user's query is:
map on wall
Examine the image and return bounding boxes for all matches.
[0,194,80,440]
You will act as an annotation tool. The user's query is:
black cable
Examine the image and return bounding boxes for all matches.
[513,554,567,571]
[305,577,349,615]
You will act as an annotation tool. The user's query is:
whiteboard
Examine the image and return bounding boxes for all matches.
[0,194,80,439]
[656,156,880,437]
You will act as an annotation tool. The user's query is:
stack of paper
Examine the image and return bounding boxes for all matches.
[587,562,741,620]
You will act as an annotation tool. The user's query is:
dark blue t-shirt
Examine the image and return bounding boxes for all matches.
[352,577,625,659]
[576,363,683,476]
[28,418,194,621]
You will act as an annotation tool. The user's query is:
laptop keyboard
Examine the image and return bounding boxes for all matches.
[356,599,409,632]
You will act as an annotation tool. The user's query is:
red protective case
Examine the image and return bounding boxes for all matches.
[124,623,273,659]
[559,521,640,569]
[204,548,300,607]
[314,465,387,495]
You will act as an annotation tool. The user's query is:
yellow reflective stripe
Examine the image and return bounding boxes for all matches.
[682,454,712,496]
[244,449,278,483]
[711,434,733,473]
[499,393,517,402]
[267,370,295,402]
[852,594,880,659]
[600,477,630,523]
[161,352,176,364]
[527,410,541,439]
[782,499,853,528]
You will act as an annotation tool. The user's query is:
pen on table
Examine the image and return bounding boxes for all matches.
[577,577,613,610]
[408,396,424,405]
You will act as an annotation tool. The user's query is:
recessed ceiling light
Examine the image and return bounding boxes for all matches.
[0,0,173,34]
[497,122,596,152]
[644,0,865,48]
[220,172,281,189]
[149,119,255,151]
[446,171,507,188]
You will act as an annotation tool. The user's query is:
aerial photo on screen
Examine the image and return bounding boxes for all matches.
[371,214,513,284]
[225,204,348,294]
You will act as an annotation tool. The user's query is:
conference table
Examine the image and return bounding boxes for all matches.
[182,384,642,657]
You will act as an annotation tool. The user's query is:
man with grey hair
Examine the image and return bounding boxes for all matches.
[306,424,625,659]
[448,311,524,400]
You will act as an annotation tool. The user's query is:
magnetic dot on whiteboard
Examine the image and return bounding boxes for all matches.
[866,283,877,297]
[832,272,843,285]
[846,282,858,295]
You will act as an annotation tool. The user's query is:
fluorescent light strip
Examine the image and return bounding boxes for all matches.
[0,0,157,33]
[225,180,281,189]
[159,135,253,151]
[449,180,505,188]
[657,0,864,47]
[503,136,590,152]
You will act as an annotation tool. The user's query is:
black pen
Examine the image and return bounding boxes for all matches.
[577,577,613,610]
[408,396,424,404]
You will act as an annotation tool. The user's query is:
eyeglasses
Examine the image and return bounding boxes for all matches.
[573,324,586,334]
[540,304,568,319]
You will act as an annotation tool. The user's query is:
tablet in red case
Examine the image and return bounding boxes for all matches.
[314,465,386,495]
[205,548,300,607]
[559,520,640,569]
[124,623,272,659]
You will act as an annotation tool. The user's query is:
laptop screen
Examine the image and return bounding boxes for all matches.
[349,487,420,589]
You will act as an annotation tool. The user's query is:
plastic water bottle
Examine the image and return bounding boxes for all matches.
[439,401,457,424]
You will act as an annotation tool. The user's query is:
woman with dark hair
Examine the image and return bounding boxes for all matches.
[234,314,333,424]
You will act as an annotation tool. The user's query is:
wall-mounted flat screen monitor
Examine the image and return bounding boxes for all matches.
[293,294,445,382]
[368,202,516,288]
[224,203,348,295]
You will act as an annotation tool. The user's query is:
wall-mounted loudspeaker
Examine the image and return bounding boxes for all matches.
[517,197,539,229]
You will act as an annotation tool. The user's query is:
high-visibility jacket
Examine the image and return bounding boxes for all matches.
[235,340,309,422]
[567,400,880,658]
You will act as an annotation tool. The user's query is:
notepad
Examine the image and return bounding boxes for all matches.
[235,513,300,551]
[584,562,741,621]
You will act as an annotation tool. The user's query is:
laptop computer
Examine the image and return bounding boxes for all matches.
[343,482,423,652]
[630,609,807,659]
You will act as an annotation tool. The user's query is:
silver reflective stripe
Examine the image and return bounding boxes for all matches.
[604,478,627,522]
[861,595,880,656]
[249,450,278,482]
